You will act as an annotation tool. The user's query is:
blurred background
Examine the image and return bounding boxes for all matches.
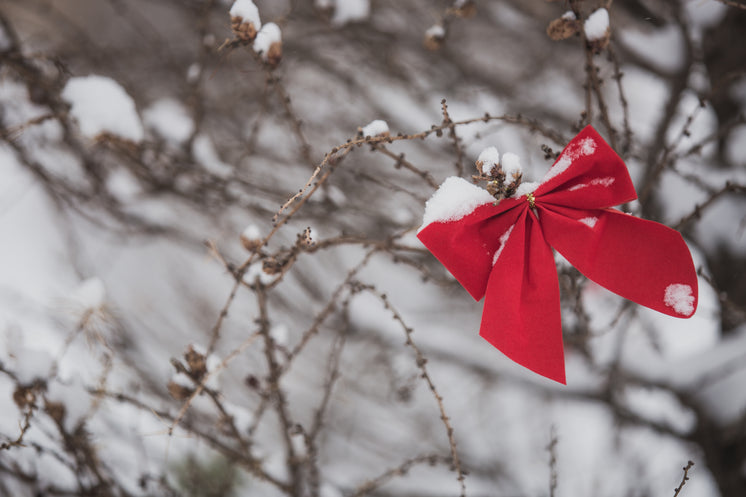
[1,1,745,496]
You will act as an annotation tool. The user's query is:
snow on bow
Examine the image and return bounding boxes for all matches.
[417,126,698,384]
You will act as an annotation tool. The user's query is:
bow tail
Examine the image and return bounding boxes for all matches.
[540,205,698,318]
[480,211,566,384]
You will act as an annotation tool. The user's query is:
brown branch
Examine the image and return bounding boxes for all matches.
[358,284,467,497]
[714,0,746,10]
[348,454,451,497]
[673,461,695,497]
[674,182,745,230]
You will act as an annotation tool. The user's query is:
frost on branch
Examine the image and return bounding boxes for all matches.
[253,22,282,67]
[61,75,143,142]
[230,0,261,42]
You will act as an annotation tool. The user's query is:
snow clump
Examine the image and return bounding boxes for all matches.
[476,146,499,175]
[230,0,261,41]
[501,152,522,179]
[332,0,370,25]
[143,98,194,144]
[62,75,143,142]
[664,283,695,316]
[361,119,389,138]
[419,176,494,231]
[253,22,282,66]
[584,8,610,42]
[240,224,262,251]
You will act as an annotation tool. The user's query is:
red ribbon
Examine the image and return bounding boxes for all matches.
[417,126,698,384]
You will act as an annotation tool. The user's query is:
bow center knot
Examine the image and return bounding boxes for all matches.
[526,192,536,209]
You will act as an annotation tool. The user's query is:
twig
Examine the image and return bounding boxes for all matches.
[674,182,745,230]
[358,284,467,497]
[349,454,450,497]
[547,426,558,497]
[673,460,694,497]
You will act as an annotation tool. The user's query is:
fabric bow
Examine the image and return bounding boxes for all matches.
[417,126,698,384]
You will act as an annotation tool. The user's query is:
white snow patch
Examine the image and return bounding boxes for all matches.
[186,63,201,83]
[419,176,494,232]
[223,402,254,434]
[68,277,106,314]
[491,224,515,266]
[501,152,522,178]
[270,324,289,346]
[570,176,616,191]
[192,134,232,177]
[244,262,278,285]
[580,137,596,155]
[229,0,261,29]
[584,8,609,41]
[543,156,572,183]
[425,24,445,38]
[325,184,348,205]
[290,431,307,457]
[664,284,695,316]
[46,378,92,432]
[143,98,194,144]
[561,11,576,21]
[170,371,193,389]
[477,146,499,175]
[622,386,696,433]
[542,137,597,183]
[242,224,261,241]
[578,217,598,228]
[62,75,143,142]
[332,0,370,25]
[514,181,539,198]
[618,23,685,73]
[13,346,53,384]
[361,119,389,137]
[106,168,141,201]
[253,22,281,57]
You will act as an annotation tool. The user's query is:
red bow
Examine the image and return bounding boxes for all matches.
[417,126,698,384]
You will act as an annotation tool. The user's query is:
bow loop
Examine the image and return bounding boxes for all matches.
[535,126,636,210]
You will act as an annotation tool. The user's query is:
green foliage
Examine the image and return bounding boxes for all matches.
[172,454,243,497]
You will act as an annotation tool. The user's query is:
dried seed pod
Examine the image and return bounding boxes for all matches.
[547,12,580,41]
[13,385,36,409]
[240,224,263,251]
[254,23,282,68]
[262,257,284,275]
[452,0,477,18]
[231,16,259,42]
[44,400,66,425]
[167,380,194,401]
[184,345,208,380]
[298,227,315,249]
[229,0,261,42]
[424,24,446,51]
